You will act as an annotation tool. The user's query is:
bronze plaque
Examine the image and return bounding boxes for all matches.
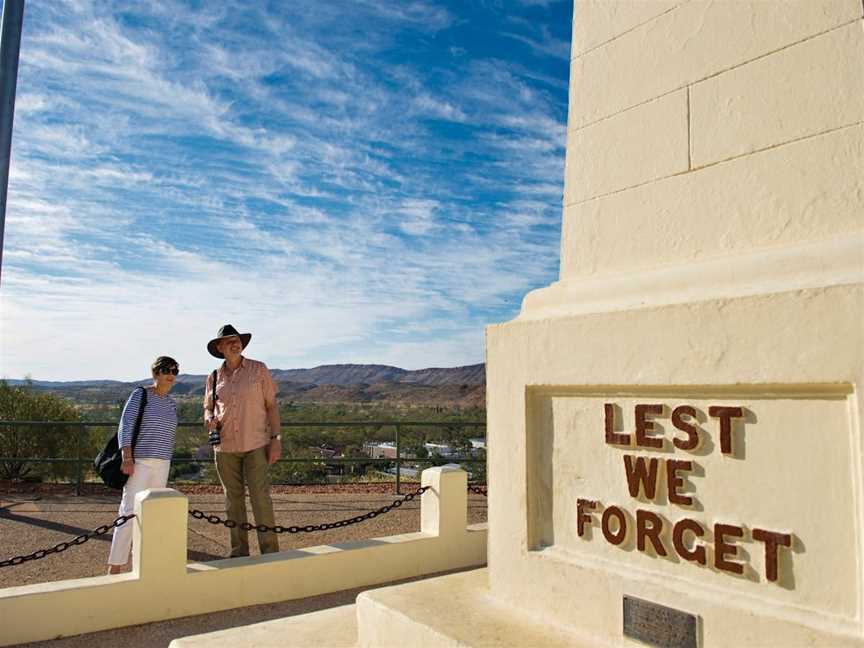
[623,596,698,648]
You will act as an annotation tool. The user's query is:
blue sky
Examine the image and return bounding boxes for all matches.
[0,0,572,381]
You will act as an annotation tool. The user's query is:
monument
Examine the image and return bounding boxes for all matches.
[174,1,864,646]
[359,0,864,645]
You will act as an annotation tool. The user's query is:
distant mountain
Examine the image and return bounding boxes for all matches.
[9,363,485,389]
[6,363,486,408]
[268,364,485,387]
[6,379,133,388]
[272,380,485,409]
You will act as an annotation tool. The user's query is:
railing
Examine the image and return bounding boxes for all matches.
[0,420,486,495]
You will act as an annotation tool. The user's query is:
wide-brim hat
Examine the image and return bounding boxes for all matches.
[207,324,252,359]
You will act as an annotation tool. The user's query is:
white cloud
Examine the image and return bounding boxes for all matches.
[397,199,440,236]
[354,0,454,32]
[0,0,567,381]
[414,94,466,122]
[14,93,50,114]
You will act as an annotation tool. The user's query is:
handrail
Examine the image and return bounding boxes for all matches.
[0,419,486,495]
[0,420,485,426]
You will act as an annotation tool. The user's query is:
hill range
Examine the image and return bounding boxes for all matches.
[10,364,486,409]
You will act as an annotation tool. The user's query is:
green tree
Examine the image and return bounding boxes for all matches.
[429,452,449,467]
[341,443,372,478]
[269,448,329,484]
[0,381,81,481]
[169,449,200,481]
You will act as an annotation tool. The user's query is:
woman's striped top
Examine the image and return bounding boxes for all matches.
[117,387,177,461]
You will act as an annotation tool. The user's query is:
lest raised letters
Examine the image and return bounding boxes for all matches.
[581,401,793,584]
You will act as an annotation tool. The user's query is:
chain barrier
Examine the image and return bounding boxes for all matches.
[1,483,486,569]
[189,485,430,533]
[0,514,135,568]
[467,484,487,497]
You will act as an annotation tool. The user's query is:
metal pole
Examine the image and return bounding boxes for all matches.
[394,424,401,495]
[75,422,83,496]
[0,0,24,286]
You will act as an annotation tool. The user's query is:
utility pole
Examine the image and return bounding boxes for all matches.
[0,0,24,287]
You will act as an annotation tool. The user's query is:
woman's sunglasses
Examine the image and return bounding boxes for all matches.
[156,366,179,375]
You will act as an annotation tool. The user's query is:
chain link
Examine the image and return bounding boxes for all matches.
[0,514,136,568]
[1,483,484,569]
[189,486,430,533]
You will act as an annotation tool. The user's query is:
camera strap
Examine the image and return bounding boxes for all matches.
[210,369,218,414]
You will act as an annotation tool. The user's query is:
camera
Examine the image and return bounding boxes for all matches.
[208,423,222,446]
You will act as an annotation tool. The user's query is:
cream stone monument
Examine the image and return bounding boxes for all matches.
[170,2,863,646]
[359,1,864,646]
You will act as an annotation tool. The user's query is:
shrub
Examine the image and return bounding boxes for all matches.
[0,381,81,481]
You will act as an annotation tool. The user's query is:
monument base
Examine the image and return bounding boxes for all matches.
[170,569,593,648]
[356,569,587,647]
[485,282,864,648]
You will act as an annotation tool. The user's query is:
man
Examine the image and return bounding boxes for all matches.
[204,324,281,557]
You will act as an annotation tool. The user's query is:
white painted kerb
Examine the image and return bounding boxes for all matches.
[0,467,486,646]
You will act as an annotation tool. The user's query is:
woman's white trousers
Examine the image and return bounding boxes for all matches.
[107,458,170,565]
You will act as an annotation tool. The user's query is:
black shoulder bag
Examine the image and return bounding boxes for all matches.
[94,387,148,489]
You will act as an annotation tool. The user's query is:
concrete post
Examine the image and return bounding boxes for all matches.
[420,466,467,539]
[132,488,188,581]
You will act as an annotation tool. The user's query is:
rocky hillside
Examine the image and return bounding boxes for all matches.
[12,363,486,408]
[269,363,484,387]
[274,380,485,408]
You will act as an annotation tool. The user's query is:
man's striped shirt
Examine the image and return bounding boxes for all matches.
[118,387,177,460]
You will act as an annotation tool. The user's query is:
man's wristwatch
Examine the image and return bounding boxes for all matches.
[271,434,281,441]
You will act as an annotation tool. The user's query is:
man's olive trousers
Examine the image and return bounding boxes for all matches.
[215,446,279,557]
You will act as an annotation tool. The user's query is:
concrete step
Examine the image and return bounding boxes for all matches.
[168,603,358,648]
[169,570,590,648]
[356,568,590,647]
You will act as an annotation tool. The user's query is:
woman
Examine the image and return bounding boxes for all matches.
[107,355,179,574]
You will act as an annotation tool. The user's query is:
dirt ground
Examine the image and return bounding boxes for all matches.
[0,484,488,646]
